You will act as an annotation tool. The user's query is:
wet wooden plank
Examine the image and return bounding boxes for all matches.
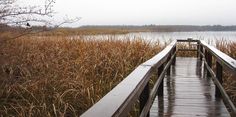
[150,57,230,117]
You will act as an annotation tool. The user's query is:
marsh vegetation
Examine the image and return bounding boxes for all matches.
[0,30,235,116]
[0,35,163,116]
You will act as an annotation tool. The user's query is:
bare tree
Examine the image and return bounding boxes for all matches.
[0,0,79,42]
[0,0,55,27]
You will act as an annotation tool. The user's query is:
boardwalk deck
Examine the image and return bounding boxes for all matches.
[150,57,230,117]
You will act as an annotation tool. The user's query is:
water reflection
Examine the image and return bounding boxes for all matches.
[165,65,176,117]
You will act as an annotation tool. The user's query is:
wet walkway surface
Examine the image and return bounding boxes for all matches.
[150,57,230,117]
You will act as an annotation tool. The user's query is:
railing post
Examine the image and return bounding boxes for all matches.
[157,64,164,96]
[172,46,176,66]
[167,55,171,75]
[197,41,199,58]
[204,49,208,75]
[139,83,150,116]
[215,61,223,97]
[207,52,212,77]
[200,45,203,61]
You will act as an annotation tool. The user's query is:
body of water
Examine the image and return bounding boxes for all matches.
[129,31,236,42]
[81,31,236,44]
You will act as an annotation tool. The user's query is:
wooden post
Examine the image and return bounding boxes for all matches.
[157,64,164,96]
[172,46,176,66]
[167,55,171,75]
[139,83,150,116]
[197,42,199,58]
[215,61,223,97]
[204,49,208,75]
[200,45,203,61]
[207,53,212,77]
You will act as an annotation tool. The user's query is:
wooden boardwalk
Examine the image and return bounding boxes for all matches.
[81,40,236,117]
[150,57,230,117]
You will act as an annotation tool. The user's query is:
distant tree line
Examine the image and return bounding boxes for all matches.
[80,25,236,32]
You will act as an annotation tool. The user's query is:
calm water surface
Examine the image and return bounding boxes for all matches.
[129,31,236,41]
[82,31,236,44]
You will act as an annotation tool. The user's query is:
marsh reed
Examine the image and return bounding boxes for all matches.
[0,36,163,116]
[0,34,235,116]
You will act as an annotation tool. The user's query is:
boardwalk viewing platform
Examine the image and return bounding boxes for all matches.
[150,57,229,117]
[81,39,236,117]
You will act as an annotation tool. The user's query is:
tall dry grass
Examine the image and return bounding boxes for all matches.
[216,40,236,105]
[0,36,163,116]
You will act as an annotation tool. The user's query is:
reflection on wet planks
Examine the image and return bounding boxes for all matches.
[150,57,230,117]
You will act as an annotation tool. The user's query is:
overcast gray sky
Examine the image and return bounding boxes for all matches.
[21,0,236,27]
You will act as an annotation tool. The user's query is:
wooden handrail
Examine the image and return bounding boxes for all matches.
[81,65,153,117]
[140,51,176,116]
[200,40,236,73]
[198,40,236,116]
[81,41,177,117]
[142,41,176,67]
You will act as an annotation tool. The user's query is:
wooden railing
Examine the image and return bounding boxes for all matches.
[81,39,236,117]
[198,40,236,116]
[81,41,177,117]
[177,38,236,116]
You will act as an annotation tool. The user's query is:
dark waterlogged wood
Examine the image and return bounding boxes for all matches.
[215,61,223,97]
[150,57,230,117]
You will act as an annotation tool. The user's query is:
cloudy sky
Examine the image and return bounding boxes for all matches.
[21,0,236,27]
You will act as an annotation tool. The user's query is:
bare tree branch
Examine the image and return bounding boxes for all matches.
[0,0,80,43]
[0,17,81,43]
[0,0,55,26]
